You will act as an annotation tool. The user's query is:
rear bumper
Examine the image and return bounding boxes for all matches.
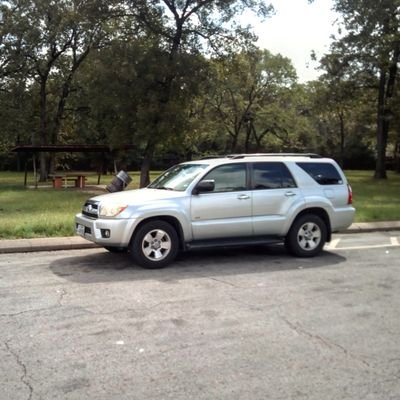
[331,206,356,232]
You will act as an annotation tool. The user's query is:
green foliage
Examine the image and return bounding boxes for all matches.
[2,0,399,178]
[128,0,273,55]
[306,78,374,166]
[201,49,306,154]
[0,0,121,178]
[325,0,400,177]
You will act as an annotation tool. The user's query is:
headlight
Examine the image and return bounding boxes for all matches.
[98,203,127,217]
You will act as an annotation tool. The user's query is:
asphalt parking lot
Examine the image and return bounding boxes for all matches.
[1,231,400,400]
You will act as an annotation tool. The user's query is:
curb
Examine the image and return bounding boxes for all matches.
[343,221,400,234]
[0,236,99,254]
[1,222,399,254]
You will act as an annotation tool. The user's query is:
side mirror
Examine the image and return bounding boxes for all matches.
[193,179,215,195]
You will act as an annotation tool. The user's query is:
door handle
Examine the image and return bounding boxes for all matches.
[285,191,296,197]
[237,194,250,200]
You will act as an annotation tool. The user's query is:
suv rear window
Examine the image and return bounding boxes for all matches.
[297,162,343,185]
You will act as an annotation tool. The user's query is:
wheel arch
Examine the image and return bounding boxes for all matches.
[292,208,332,242]
[131,216,185,250]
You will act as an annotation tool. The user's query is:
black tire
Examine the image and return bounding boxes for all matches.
[104,246,127,253]
[130,220,179,269]
[285,214,327,257]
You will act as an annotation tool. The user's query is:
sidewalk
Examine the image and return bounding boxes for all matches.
[1,221,400,254]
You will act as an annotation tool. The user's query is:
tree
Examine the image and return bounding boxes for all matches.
[0,79,35,169]
[205,49,299,153]
[311,53,366,165]
[0,0,117,180]
[329,0,400,178]
[126,0,273,186]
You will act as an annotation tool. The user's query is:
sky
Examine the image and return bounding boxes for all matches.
[245,0,340,82]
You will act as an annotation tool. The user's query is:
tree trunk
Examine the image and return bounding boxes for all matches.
[338,111,345,168]
[244,122,252,153]
[49,78,72,175]
[374,42,399,179]
[229,121,242,153]
[229,133,239,153]
[395,142,400,173]
[374,70,388,179]
[140,140,155,188]
[253,125,266,152]
[39,78,49,181]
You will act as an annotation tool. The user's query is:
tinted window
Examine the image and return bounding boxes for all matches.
[252,162,296,189]
[297,162,343,185]
[202,163,247,192]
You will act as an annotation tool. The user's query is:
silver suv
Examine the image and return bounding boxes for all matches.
[75,154,355,268]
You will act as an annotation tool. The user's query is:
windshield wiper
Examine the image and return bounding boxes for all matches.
[156,186,175,191]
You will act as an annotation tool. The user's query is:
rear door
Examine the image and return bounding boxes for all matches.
[295,161,348,207]
[190,163,252,240]
[251,162,303,235]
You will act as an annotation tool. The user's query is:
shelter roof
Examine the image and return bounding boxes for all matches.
[12,144,135,153]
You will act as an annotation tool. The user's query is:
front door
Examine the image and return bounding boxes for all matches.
[190,163,252,240]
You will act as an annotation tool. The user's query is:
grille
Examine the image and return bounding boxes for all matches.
[82,200,99,219]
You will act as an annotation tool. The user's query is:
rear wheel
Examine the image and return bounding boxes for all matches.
[130,220,179,269]
[286,214,327,257]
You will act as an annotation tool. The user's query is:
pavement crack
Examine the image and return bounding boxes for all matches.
[230,296,264,311]
[82,303,164,317]
[0,305,59,318]
[280,316,371,368]
[4,340,33,400]
[0,288,66,318]
[207,276,242,288]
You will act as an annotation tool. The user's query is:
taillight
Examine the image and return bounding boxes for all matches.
[347,184,353,205]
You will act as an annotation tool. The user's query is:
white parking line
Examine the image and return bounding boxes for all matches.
[391,237,399,246]
[325,238,341,250]
[327,237,400,251]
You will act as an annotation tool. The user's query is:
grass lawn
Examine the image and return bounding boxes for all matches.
[0,170,399,239]
[0,171,160,239]
[347,170,400,222]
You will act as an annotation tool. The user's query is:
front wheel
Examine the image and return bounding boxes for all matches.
[130,220,179,269]
[285,214,327,257]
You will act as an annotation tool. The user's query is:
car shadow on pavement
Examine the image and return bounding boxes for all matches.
[49,245,346,284]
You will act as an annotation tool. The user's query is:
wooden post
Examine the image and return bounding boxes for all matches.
[33,153,38,189]
[24,160,28,187]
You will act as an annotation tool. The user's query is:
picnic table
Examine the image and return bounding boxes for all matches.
[50,172,90,189]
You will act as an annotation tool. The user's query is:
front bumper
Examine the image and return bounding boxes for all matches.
[75,213,136,247]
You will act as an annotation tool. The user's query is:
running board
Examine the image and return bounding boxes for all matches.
[185,236,283,250]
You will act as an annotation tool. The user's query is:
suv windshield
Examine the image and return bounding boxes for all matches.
[148,164,208,191]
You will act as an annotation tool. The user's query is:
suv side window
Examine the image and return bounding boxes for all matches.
[203,163,247,192]
[252,162,297,189]
[297,162,343,185]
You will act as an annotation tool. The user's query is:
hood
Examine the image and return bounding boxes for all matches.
[91,188,185,205]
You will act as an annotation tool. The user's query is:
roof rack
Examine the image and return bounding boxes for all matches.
[200,153,323,160]
[227,153,323,159]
